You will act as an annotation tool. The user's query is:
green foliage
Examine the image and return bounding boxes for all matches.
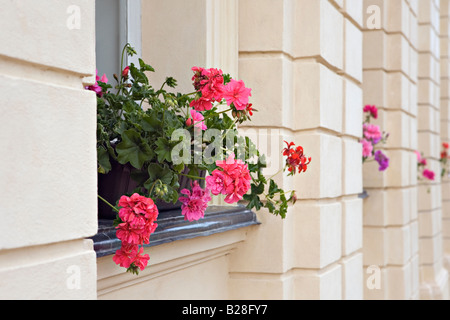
[116,129,154,169]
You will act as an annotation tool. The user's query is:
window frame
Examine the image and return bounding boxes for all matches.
[92,205,259,258]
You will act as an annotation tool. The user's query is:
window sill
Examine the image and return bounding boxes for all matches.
[91,205,260,258]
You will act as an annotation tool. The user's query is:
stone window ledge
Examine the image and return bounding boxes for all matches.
[91,205,259,258]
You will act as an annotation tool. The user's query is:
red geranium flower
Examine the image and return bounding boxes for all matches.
[283,141,311,175]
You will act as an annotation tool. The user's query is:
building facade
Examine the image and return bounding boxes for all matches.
[0,0,449,300]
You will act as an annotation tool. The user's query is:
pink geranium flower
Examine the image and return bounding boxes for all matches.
[190,96,214,111]
[361,139,373,158]
[215,153,252,204]
[133,246,150,271]
[415,151,422,162]
[415,151,427,166]
[118,193,159,222]
[112,244,150,271]
[116,221,146,245]
[364,105,378,119]
[115,194,159,249]
[86,69,108,97]
[186,109,208,131]
[113,244,138,269]
[179,181,212,222]
[199,68,225,101]
[363,123,382,143]
[190,67,225,111]
[206,169,228,196]
[223,79,252,110]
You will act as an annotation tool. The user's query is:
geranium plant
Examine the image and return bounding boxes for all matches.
[440,142,450,178]
[416,151,435,195]
[89,44,311,275]
[361,105,390,171]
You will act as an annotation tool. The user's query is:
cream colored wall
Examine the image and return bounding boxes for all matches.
[417,0,449,300]
[0,0,98,299]
[97,228,249,299]
[362,0,421,300]
[442,1,450,296]
[231,0,364,300]
[2,0,450,301]
[362,0,450,300]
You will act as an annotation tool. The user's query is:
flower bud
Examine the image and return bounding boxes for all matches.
[122,66,130,78]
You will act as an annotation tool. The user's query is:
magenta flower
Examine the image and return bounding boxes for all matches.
[86,69,108,97]
[223,79,252,111]
[179,181,212,222]
[374,150,389,172]
[423,169,435,181]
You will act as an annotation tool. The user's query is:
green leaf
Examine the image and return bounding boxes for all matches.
[139,58,155,72]
[251,182,265,196]
[268,179,281,195]
[116,129,154,169]
[123,100,139,113]
[140,114,162,133]
[244,193,262,211]
[223,73,232,85]
[130,169,150,187]
[265,201,276,214]
[155,137,173,163]
[173,163,185,173]
[144,163,174,190]
[97,146,112,174]
[130,63,149,85]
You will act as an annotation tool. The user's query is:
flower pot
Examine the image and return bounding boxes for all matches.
[98,161,204,220]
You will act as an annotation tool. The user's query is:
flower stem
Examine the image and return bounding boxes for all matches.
[216,108,232,115]
[268,168,284,181]
[148,180,160,198]
[98,195,120,213]
[179,173,206,180]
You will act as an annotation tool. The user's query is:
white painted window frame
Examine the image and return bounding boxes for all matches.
[119,0,142,67]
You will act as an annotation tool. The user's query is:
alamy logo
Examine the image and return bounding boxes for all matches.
[366,265,381,290]
[366,5,382,30]
[66,5,81,30]
[66,265,81,290]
